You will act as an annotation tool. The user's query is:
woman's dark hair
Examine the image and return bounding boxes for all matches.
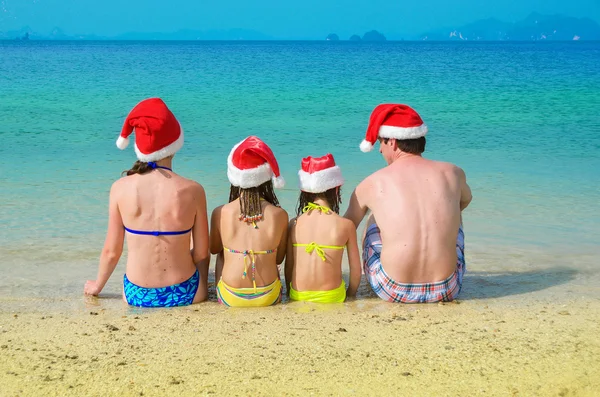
[229,180,280,222]
[297,187,341,217]
[122,161,153,176]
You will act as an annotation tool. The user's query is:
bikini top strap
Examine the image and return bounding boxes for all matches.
[124,226,193,236]
[292,242,345,261]
[147,161,172,172]
[302,202,331,214]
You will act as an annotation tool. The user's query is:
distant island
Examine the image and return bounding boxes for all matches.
[2,13,599,41]
[326,30,387,41]
[421,13,600,41]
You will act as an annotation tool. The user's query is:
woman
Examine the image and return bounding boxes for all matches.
[285,154,361,303]
[84,97,210,307]
[210,136,288,307]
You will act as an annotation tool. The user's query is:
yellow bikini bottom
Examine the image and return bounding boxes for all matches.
[289,280,346,303]
[217,278,282,307]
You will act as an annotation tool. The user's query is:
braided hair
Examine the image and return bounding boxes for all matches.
[229,181,280,223]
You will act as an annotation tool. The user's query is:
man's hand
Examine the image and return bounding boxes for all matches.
[84,280,103,296]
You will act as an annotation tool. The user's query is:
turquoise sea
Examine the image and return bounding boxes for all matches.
[1,41,599,307]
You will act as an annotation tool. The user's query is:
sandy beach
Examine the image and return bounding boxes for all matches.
[1,281,599,397]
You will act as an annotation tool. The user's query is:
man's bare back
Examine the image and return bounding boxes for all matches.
[348,155,470,283]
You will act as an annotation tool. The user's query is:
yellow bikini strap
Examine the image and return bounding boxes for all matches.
[305,242,326,261]
[293,242,345,262]
[302,202,331,214]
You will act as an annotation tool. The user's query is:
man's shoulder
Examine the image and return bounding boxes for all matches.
[418,158,464,175]
[356,168,383,190]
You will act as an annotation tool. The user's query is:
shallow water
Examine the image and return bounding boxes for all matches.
[1,41,599,306]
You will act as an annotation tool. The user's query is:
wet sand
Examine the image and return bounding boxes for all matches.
[1,291,599,396]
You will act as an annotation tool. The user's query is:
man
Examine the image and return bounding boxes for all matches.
[344,104,472,303]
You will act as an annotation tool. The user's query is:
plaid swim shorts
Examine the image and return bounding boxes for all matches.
[362,224,465,303]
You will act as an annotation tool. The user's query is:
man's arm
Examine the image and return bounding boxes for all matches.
[343,181,369,229]
[457,167,472,211]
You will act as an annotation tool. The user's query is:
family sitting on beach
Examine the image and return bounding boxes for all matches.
[83,98,472,307]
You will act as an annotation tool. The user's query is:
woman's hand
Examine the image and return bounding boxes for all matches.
[84,280,103,296]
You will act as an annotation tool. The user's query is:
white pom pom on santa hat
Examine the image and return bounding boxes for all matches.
[360,139,374,153]
[116,135,129,150]
[272,175,286,189]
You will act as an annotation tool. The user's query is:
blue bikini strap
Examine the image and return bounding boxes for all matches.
[124,226,193,236]
[148,162,172,172]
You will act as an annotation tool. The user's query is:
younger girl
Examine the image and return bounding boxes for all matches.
[285,154,361,303]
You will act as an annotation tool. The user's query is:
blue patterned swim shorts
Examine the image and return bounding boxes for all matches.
[123,270,200,307]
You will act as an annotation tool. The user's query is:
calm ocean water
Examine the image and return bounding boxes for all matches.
[1,41,599,305]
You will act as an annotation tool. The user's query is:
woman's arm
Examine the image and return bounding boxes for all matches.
[84,182,125,296]
[191,184,210,288]
[345,220,362,298]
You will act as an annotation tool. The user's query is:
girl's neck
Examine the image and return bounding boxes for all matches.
[312,197,331,208]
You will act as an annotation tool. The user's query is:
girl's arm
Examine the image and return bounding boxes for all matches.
[345,220,362,298]
[284,219,296,297]
[275,209,289,265]
[209,206,224,282]
[84,182,125,296]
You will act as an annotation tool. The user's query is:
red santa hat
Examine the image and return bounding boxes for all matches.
[227,136,285,189]
[360,104,428,152]
[116,98,184,162]
[298,153,344,193]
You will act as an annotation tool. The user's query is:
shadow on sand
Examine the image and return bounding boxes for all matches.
[460,267,578,300]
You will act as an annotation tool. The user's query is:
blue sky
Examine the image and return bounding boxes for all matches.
[1,0,598,39]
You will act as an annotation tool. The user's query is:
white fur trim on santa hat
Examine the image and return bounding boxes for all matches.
[379,124,428,140]
[298,166,344,193]
[227,141,282,188]
[360,140,374,153]
[228,161,274,188]
[134,126,184,163]
[116,136,129,150]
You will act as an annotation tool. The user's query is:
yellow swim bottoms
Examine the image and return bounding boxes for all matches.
[217,278,282,307]
[289,280,346,303]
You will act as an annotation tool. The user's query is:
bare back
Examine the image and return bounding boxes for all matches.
[356,157,465,283]
[289,210,354,291]
[211,200,288,288]
[115,170,203,290]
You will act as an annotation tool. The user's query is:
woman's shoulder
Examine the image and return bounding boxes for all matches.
[173,176,206,196]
